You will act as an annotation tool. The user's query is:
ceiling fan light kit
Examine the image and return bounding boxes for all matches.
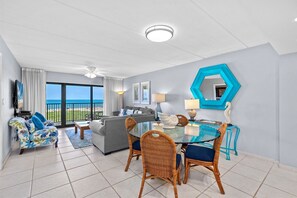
[84,66,97,78]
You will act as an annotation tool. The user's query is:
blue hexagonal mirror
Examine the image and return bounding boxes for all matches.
[190,64,241,110]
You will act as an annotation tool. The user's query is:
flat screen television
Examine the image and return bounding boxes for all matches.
[14,80,24,109]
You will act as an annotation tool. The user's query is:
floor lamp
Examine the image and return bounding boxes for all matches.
[117,91,125,109]
[152,93,165,121]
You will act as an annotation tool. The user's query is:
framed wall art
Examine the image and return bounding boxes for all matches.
[132,83,140,104]
[140,81,150,105]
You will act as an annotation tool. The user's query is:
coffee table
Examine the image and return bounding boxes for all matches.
[74,121,90,139]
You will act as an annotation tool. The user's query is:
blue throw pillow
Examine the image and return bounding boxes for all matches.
[34,112,47,122]
[32,115,45,130]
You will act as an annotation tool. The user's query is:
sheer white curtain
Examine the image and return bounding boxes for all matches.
[22,68,46,115]
[103,77,123,116]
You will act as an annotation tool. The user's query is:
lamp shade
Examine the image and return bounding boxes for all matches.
[185,99,200,110]
[152,93,165,103]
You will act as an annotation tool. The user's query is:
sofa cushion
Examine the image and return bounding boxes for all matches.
[44,120,55,126]
[89,120,106,136]
[100,116,118,123]
[139,107,154,115]
[34,112,47,122]
[132,140,141,150]
[32,126,58,139]
[185,145,215,162]
[32,116,45,130]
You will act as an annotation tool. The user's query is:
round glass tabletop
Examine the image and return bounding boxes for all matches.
[129,121,220,144]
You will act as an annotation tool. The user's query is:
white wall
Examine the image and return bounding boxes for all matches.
[0,36,21,169]
[279,52,297,167]
[47,71,103,85]
[124,44,282,163]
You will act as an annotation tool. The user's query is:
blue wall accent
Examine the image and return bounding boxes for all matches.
[190,64,241,110]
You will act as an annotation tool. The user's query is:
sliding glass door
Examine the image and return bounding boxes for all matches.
[66,85,91,125]
[46,83,104,127]
[46,84,62,125]
[93,86,104,119]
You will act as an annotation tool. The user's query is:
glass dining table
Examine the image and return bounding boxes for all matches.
[129,121,220,144]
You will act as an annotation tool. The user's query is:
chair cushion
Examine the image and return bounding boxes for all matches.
[132,140,141,150]
[32,126,58,139]
[44,120,54,126]
[176,154,181,169]
[34,112,47,122]
[185,145,215,162]
[32,115,45,130]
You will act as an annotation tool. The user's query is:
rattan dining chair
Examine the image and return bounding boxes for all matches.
[176,114,189,152]
[139,130,182,198]
[183,123,227,194]
[176,114,189,127]
[124,117,141,172]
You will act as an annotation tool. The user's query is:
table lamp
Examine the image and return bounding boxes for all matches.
[185,99,200,121]
[152,93,165,120]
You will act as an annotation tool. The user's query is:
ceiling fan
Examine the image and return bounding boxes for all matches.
[84,66,98,78]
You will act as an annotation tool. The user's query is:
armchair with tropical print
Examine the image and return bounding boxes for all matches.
[9,117,58,154]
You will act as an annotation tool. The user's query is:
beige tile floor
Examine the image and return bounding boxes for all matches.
[0,128,297,198]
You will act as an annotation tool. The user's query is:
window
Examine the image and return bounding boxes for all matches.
[46,83,103,127]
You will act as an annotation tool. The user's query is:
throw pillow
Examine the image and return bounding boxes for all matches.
[119,108,125,116]
[25,119,36,133]
[32,115,45,130]
[137,111,142,114]
[126,109,134,115]
[34,112,47,122]
[134,110,138,114]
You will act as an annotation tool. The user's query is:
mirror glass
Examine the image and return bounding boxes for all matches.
[199,74,227,101]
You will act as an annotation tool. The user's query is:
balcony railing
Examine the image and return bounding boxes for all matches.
[46,103,103,125]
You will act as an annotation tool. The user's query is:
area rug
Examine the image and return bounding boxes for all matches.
[65,128,93,149]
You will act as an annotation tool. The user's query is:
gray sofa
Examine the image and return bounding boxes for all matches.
[90,107,155,155]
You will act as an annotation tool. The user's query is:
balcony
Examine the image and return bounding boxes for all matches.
[46,102,103,125]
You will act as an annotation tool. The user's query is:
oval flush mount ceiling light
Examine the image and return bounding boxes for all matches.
[145,25,174,42]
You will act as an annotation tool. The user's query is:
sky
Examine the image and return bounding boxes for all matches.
[46,84,104,100]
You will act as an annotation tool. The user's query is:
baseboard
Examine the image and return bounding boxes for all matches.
[0,148,12,170]
[0,141,18,170]
[275,161,297,172]
[238,149,278,163]
[238,149,297,171]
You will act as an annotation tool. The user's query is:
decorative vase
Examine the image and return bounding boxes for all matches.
[224,102,232,124]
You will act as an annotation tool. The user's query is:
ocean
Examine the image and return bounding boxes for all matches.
[46,99,103,104]
[46,99,104,110]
